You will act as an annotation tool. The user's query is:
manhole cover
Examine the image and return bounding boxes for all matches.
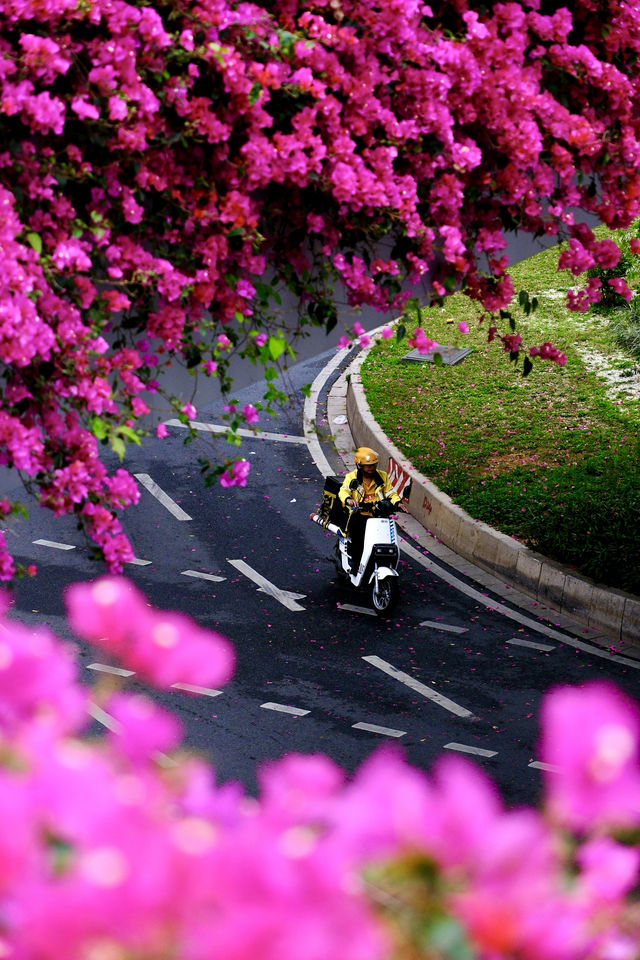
[401,345,473,366]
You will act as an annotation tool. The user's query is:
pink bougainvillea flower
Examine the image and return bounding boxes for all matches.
[253,332,267,347]
[607,276,633,302]
[540,682,640,830]
[408,329,438,354]
[337,336,352,349]
[182,402,197,421]
[216,334,232,351]
[219,459,250,488]
[242,403,259,425]
[381,326,393,339]
[630,238,640,254]
[156,423,168,439]
[458,321,469,334]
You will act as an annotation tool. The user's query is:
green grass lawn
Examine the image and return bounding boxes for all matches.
[361,229,640,596]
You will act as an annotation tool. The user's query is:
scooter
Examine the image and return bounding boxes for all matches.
[310,477,400,616]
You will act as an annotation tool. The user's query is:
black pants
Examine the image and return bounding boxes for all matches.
[346,511,372,571]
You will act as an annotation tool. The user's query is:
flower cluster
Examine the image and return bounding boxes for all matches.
[2,0,640,577]
[0,577,636,959]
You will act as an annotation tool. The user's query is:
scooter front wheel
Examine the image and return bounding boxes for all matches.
[371,576,399,617]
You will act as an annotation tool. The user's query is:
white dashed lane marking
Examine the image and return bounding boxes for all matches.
[88,701,122,733]
[261,703,310,716]
[529,761,561,773]
[444,742,497,758]
[339,603,376,616]
[352,722,406,738]
[87,663,135,677]
[33,539,75,550]
[165,419,307,444]
[181,569,227,583]
[363,655,476,719]
[134,473,192,521]
[420,620,468,634]
[507,638,556,652]
[171,683,223,697]
[228,559,305,611]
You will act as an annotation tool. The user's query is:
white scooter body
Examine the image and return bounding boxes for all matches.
[310,510,401,616]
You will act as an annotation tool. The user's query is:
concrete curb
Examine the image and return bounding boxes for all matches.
[342,344,640,647]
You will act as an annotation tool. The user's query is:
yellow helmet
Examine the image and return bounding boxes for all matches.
[354,446,379,467]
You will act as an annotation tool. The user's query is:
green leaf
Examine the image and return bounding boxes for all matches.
[523,355,534,377]
[111,436,126,460]
[396,323,407,343]
[267,335,287,361]
[89,417,108,441]
[300,383,312,398]
[26,232,42,255]
[248,82,262,105]
[509,316,516,331]
[118,426,141,445]
[433,352,444,366]
[518,289,528,307]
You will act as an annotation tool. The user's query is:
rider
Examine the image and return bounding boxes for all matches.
[338,447,407,571]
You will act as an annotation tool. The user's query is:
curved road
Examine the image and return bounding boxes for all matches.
[6,344,640,808]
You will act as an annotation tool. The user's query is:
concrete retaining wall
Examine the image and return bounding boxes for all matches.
[345,358,640,646]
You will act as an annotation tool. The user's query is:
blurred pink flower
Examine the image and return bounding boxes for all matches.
[381,327,393,339]
[156,423,168,438]
[65,577,235,689]
[541,682,640,830]
[458,321,469,334]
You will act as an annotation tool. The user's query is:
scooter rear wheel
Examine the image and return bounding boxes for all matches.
[372,576,399,617]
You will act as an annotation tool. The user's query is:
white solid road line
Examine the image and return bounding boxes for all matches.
[126,557,152,566]
[363,655,475,719]
[444,742,498,758]
[420,620,468,634]
[134,473,192,521]
[398,536,640,670]
[33,539,75,550]
[165,419,307,444]
[507,638,556,652]
[261,702,310,716]
[181,569,227,583]
[228,559,305,611]
[352,722,406,738]
[303,345,352,478]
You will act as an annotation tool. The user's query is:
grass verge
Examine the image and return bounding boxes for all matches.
[361,228,640,596]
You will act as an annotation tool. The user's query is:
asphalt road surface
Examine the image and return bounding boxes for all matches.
[5,345,640,810]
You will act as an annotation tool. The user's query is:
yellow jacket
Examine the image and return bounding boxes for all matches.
[338,468,402,514]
